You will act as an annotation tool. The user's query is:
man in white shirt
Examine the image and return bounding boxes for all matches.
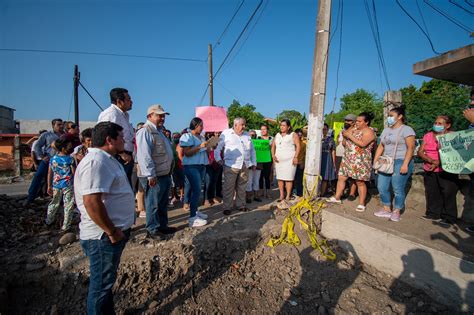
[215,118,256,215]
[75,122,135,314]
[135,104,177,238]
[98,87,135,184]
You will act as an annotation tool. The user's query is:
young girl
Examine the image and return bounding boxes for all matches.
[45,138,76,231]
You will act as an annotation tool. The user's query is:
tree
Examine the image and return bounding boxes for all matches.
[270,110,308,135]
[227,100,265,130]
[401,80,470,138]
[325,89,384,131]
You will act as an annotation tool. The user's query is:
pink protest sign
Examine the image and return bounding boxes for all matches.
[195,106,229,132]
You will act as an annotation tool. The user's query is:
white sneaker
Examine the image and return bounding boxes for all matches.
[196,211,208,219]
[326,196,342,204]
[189,216,207,227]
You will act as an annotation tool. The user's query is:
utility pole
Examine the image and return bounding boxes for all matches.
[208,44,214,106]
[74,65,80,126]
[304,0,332,196]
[383,91,402,129]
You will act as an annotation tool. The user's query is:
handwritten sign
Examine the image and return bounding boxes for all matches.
[252,139,272,163]
[437,129,474,174]
[196,106,229,132]
[333,122,344,142]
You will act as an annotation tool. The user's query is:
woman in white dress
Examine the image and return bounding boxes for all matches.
[271,119,301,201]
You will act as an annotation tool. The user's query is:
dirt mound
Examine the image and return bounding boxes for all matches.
[0,194,452,314]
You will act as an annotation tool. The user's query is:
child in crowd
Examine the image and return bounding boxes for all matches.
[45,138,76,231]
[72,128,92,165]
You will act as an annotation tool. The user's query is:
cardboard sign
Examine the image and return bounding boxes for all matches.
[252,139,272,163]
[333,122,344,142]
[437,129,474,174]
[206,135,219,149]
[195,106,229,132]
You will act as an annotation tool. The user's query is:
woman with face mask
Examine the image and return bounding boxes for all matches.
[373,106,416,222]
[417,115,458,226]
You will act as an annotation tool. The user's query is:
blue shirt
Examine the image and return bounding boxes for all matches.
[49,155,75,189]
[33,131,61,158]
[179,133,208,166]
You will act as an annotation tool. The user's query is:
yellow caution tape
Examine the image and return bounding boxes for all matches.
[267,175,336,261]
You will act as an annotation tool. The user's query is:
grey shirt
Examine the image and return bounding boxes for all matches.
[380,125,416,160]
[32,131,60,158]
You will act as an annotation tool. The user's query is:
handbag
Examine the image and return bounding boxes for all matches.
[374,126,404,174]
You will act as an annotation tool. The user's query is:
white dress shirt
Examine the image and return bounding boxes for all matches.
[215,128,256,169]
[98,104,135,152]
[74,148,135,240]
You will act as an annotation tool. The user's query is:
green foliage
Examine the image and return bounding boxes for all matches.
[271,110,308,135]
[324,89,384,131]
[227,100,265,131]
[401,80,470,138]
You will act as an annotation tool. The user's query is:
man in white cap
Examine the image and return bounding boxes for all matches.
[136,104,177,239]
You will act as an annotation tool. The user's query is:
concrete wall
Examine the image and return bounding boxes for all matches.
[18,120,97,134]
[322,210,474,312]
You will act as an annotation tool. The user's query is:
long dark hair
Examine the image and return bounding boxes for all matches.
[390,106,406,123]
[358,112,375,126]
[189,117,203,131]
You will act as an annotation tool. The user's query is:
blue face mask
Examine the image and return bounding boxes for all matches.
[433,125,445,133]
[387,116,396,126]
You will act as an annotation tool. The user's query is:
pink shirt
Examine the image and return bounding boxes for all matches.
[422,132,442,172]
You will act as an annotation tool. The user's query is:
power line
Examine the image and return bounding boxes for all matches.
[415,0,432,40]
[214,0,246,49]
[449,0,474,15]
[364,0,391,90]
[395,0,442,55]
[67,86,74,121]
[78,81,104,111]
[423,0,473,33]
[215,79,246,104]
[225,0,269,68]
[198,0,264,105]
[0,48,207,63]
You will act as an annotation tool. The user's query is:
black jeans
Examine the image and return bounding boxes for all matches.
[116,152,134,187]
[259,162,272,190]
[294,166,304,197]
[423,171,459,221]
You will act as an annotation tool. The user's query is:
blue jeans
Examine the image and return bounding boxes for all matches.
[205,165,218,200]
[139,176,170,233]
[80,229,130,315]
[183,175,191,204]
[184,165,205,218]
[377,159,414,210]
[27,159,49,202]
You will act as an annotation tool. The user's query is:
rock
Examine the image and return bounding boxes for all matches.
[25,262,45,271]
[50,304,58,315]
[322,292,331,303]
[417,301,424,308]
[283,288,291,298]
[148,300,159,309]
[350,288,360,295]
[402,291,412,298]
[317,305,328,315]
[59,233,76,245]
[289,300,297,306]
[58,254,86,271]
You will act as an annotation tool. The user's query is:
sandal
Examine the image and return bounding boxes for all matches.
[356,205,366,212]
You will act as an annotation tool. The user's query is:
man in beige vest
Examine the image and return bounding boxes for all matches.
[136,105,176,239]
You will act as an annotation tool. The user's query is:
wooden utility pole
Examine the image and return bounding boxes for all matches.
[383,91,402,128]
[208,44,214,106]
[14,135,21,177]
[74,65,80,126]
[304,0,332,195]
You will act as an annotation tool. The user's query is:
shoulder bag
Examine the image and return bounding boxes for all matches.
[373,126,404,174]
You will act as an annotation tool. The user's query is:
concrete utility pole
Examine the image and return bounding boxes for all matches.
[383,91,402,129]
[208,44,214,106]
[14,135,21,177]
[304,0,332,195]
[74,65,80,126]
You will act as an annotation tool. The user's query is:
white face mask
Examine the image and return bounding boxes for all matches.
[387,116,396,126]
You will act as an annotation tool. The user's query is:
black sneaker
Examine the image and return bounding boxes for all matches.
[347,195,356,202]
[254,197,262,202]
[158,226,177,235]
[146,231,164,240]
[421,214,441,222]
[246,198,252,204]
[223,209,232,215]
[439,219,455,227]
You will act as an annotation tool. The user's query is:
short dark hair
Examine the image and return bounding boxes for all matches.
[358,112,375,126]
[110,88,129,105]
[54,137,72,152]
[92,122,123,147]
[81,127,93,139]
[51,118,63,127]
[189,117,203,131]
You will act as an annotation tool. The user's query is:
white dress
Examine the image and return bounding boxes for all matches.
[274,132,297,181]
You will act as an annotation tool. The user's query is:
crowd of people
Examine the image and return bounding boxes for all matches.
[23,87,474,314]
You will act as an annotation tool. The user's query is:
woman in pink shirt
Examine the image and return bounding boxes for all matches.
[418,115,459,226]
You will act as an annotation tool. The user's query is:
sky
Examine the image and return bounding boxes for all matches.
[0,0,472,132]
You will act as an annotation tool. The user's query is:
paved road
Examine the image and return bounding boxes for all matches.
[0,181,30,196]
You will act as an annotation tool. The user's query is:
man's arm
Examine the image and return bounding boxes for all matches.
[33,133,47,159]
[135,129,157,186]
[250,140,257,168]
[83,193,125,243]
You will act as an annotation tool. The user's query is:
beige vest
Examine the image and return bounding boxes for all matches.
[137,124,173,177]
